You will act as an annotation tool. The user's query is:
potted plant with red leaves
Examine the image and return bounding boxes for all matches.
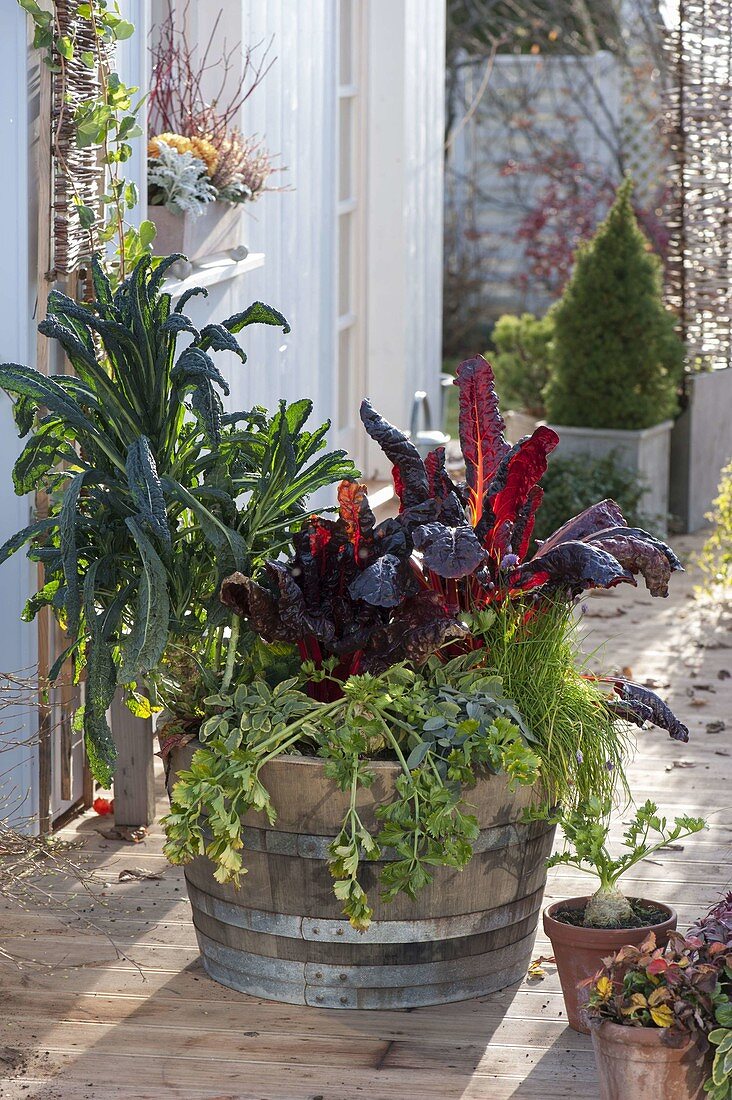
[541,797,705,1032]
[586,897,732,1100]
[162,355,691,1008]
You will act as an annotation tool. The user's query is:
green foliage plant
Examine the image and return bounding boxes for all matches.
[533,451,651,546]
[543,796,706,927]
[545,178,684,430]
[468,601,630,809]
[587,925,732,1098]
[0,254,354,783]
[698,459,732,596]
[18,0,156,280]
[163,652,541,930]
[491,310,554,417]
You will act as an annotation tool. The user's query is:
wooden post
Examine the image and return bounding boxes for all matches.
[110,692,155,827]
[34,8,53,832]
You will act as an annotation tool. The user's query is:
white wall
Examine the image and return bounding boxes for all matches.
[362,0,446,478]
[172,0,339,447]
[0,3,39,829]
[151,0,446,481]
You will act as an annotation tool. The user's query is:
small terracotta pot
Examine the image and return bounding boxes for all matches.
[543,896,677,1033]
[591,1020,712,1100]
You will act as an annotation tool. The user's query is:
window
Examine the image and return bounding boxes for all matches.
[335,0,364,455]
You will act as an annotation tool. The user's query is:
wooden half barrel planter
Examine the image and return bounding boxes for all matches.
[168,741,554,1009]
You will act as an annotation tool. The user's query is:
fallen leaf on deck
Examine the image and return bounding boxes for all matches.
[689,698,708,707]
[658,844,684,852]
[707,720,727,734]
[100,826,149,843]
[715,750,730,757]
[665,760,696,770]
[118,868,164,882]
[717,669,730,680]
[527,955,556,981]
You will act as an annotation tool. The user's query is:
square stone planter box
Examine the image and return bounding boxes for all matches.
[546,420,674,533]
[152,203,248,269]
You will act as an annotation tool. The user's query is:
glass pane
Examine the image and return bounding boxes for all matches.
[339,0,353,85]
[338,327,351,428]
[338,213,351,318]
[339,97,353,203]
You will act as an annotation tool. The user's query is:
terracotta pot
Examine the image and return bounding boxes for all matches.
[591,1020,712,1100]
[543,896,677,1033]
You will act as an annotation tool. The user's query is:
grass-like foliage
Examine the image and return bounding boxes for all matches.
[468,600,629,807]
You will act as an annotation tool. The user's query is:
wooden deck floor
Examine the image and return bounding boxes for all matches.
[2,536,731,1100]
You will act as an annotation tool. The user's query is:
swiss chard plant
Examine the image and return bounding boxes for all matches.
[0,253,354,782]
[219,354,690,805]
[163,354,694,927]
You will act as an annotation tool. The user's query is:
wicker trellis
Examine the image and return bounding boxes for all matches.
[665,0,732,375]
[50,0,110,275]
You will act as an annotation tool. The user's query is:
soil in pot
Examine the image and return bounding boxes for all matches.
[543,896,677,1034]
[591,1020,712,1100]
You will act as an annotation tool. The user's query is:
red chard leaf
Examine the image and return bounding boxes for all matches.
[220,572,289,642]
[348,554,417,608]
[513,484,544,560]
[362,591,467,673]
[337,480,375,563]
[455,356,511,526]
[535,499,627,556]
[511,541,636,596]
[359,399,428,508]
[412,522,487,579]
[587,526,684,574]
[586,532,674,597]
[485,426,558,551]
[424,446,465,525]
[611,679,690,742]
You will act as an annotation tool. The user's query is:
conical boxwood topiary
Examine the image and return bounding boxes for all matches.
[545,178,684,431]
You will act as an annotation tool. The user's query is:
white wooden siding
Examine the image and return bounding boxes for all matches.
[0,3,39,829]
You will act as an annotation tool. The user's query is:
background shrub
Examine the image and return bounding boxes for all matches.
[545,178,684,431]
[491,311,554,417]
[697,458,732,594]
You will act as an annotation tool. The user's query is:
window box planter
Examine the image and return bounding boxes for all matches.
[152,203,248,269]
[545,420,674,533]
[167,740,555,1009]
[591,1019,712,1100]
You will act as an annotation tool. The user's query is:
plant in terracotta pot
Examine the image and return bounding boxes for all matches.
[542,797,706,1033]
[161,355,692,1007]
[585,900,732,1100]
